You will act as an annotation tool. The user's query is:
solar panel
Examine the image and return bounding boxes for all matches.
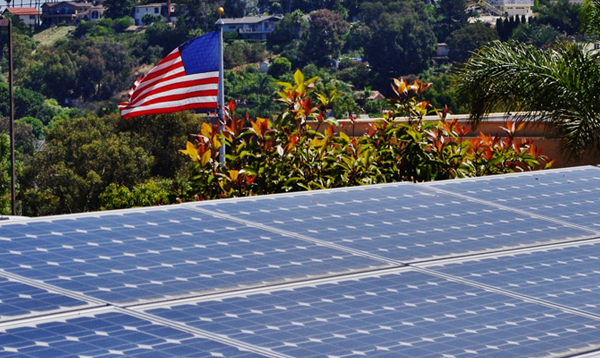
[0,309,266,357]
[0,276,91,322]
[142,268,600,358]
[0,207,386,304]
[3,166,600,357]
[192,183,593,263]
[425,166,600,232]
[422,239,600,317]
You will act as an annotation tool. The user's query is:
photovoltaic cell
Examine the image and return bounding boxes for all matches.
[0,277,89,322]
[194,184,592,263]
[424,240,600,317]
[425,166,600,231]
[0,207,385,304]
[0,310,266,357]
[144,269,600,358]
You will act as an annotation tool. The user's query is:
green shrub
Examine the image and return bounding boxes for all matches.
[179,70,553,201]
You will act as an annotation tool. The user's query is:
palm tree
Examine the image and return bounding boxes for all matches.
[454,39,600,158]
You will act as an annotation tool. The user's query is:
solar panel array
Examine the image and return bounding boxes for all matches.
[1,165,600,357]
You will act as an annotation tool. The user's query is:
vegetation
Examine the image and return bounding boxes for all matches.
[179,71,551,200]
[0,0,595,215]
[455,40,600,157]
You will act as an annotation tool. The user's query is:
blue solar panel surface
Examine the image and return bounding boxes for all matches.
[0,207,386,304]
[0,310,266,357]
[425,166,600,232]
[145,269,600,358]
[1,166,600,357]
[425,240,600,316]
[0,277,88,321]
[194,183,592,263]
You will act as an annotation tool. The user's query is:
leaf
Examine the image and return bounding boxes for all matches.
[201,149,212,166]
[229,170,239,182]
[294,69,304,87]
[339,131,350,142]
[201,122,212,138]
[179,141,199,161]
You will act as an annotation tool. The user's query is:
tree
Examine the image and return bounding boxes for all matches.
[445,22,498,63]
[20,114,154,215]
[454,40,600,157]
[301,9,349,66]
[362,5,436,91]
[103,0,136,19]
[536,0,581,35]
[511,22,559,47]
[0,133,11,214]
[434,0,470,42]
[224,0,259,17]
[268,56,292,78]
[267,10,308,51]
[582,0,600,34]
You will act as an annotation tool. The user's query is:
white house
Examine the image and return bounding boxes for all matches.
[221,15,283,40]
[488,0,534,17]
[133,2,176,26]
[3,7,40,28]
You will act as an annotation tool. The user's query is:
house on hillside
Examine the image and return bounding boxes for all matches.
[41,1,106,26]
[488,0,534,17]
[2,7,40,28]
[221,15,283,40]
[132,2,177,26]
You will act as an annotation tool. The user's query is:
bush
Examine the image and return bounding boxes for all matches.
[178,70,553,200]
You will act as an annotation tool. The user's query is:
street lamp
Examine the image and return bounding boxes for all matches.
[0,18,15,215]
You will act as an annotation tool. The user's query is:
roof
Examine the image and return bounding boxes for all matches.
[3,7,40,15]
[43,1,94,8]
[135,3,170,8]
[221,15,282,25]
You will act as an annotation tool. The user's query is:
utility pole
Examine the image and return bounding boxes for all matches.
[0,19,14,215]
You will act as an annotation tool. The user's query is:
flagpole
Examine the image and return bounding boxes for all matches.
[216,7,225,164]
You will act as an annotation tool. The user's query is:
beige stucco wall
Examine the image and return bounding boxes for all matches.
[308,113,600,168]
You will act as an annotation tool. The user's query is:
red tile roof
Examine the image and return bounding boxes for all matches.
[4,7,40,16]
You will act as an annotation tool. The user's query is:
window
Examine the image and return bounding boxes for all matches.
[154,8,159,13]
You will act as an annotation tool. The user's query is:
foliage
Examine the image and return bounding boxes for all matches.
[99,179,171,210]
[224,66,283,117]
[179,70,551,201]
[0,83,54,123]
[510,22,559,47]
[360,1,437,91]
[267,10,308,52]
[433,0,471,42]
[454,39,600,157]
[535,0,581,35]
[583,0,600,34]
[445,22,499,63]
[223,41,267,69]
[268,56,292,78]
[301,9,349,66]
[0,133,11,214]
[20,114,154,215]
[104,0,136,19]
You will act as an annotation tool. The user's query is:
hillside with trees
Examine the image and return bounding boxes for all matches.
[0,0,596,216]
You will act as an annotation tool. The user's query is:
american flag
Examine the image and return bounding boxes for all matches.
[119,31,220,119]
